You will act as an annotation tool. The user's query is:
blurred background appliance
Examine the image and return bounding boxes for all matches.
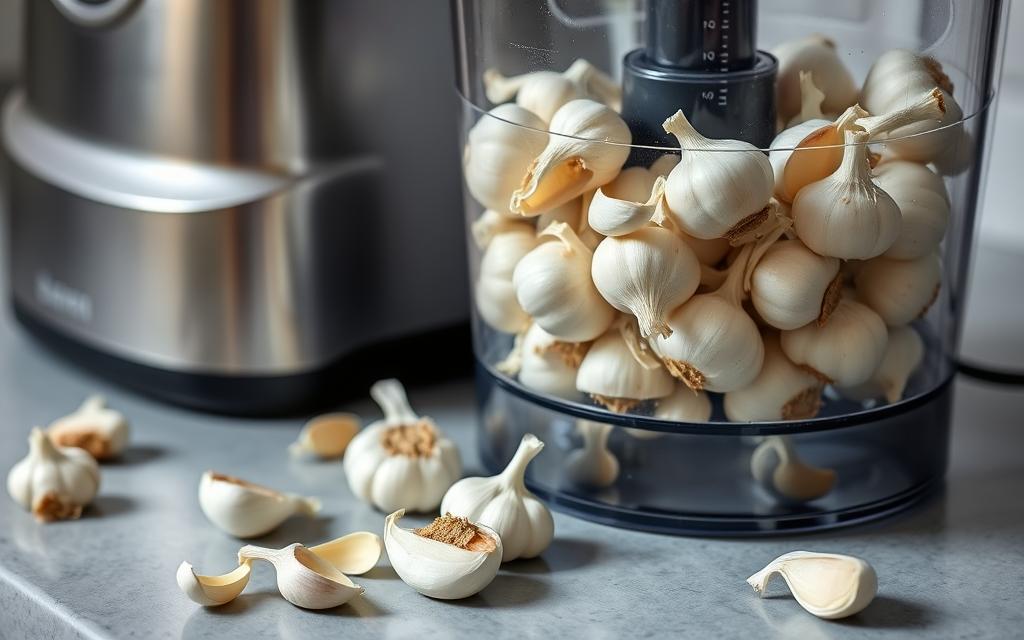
[1,0,468,414]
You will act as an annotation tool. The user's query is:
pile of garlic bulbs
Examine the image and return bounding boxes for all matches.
[467,47,962,423]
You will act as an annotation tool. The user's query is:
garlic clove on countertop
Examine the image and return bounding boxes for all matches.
[7,427,100,522]
[289,412,360,459]
[238,543,364,610]
[384,509,502,600]
[47,395,129,461]
[309,531,383,576]
[198,471,321,538]
[747,551,877,620]
[750,436,836,503]
[441,434,554,562]
[176,561,252,607]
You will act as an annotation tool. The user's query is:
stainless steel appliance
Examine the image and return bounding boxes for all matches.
[2,0,468,413]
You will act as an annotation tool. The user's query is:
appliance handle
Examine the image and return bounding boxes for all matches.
[50,0,138,27]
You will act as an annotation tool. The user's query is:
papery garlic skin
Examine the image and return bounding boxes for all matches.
[517,323,588,400]
[781,296,888,387]
[854,254,941,326]
[747,551,877,620]
[873,161,949,260]
[47,395,129,461]
[343,380,462,513]
[511,99,630,215]
[566,420,619,488]
[198,471,321,538]
[661,110,774,240]
[238,543,364,610]
[771,35,858,124]
[592,225,700,339]
[792,130,901,260]
[576,321,675,413]
[841,325,924,404]
[7,427,100,522]
[177,562,252,607]
[514,222,615,342]
[750,240,841,330]
[750,436,836,503]
[475,228,537,334]
[384,510,502,600]
[725,334,824,422]
[441,434,554,562]
[464,104,548,213]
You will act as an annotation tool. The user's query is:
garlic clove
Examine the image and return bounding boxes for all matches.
[771,35,858,124]
[384,509,502,600]
[649,153,680,178]
[780,105,866,204]
[238,543,364,610]
[484,69,587,124]
[787,70,829,128]
[289,412,360,459]
[769,118,830,202]
[198,471,321,539]
[464,104,548,213]
[750,436,836,503]
[471,209,534,251]
[841,325,924,405]
[874,161,949,260]
[854,253,942,326]
[7,427,100,522]
[308,531,383,576]
[475,227,537,334]
[516,323,590,400]
[566,420,619,488]
[587,170,663,237]
[441,434,554,562]
[176,561,251,607]
[576,320,675,413]
[747,551,877,620]
[725,333,824,422]
[626,384,711,439]
[47,395,129,461]
[750,239,842,331]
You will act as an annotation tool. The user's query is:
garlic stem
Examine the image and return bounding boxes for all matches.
[858,88,946,138]
[498,434,544,492]
[789,70,827,126]
[370,379,418,424]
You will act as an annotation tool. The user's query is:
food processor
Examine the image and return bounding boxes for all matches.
[454,0,1009,534]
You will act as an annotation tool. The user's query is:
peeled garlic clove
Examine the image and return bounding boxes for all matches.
[441,434,554,562]
[747,551,877,620]
[517,323,589,400]
[874,161,949,260]
[289,413,360,459]
[576,320,675,413]
[176,561,251,607]
[384,509,502,600]
[781,295,888,387]
[854,253,941,326]
[793,130,902,260]
[471,209,534,250]
[587,169,662,237]
[661,110,774,240]
[750,239,842,330]
[513,222,616,342]
[198,471,321,538]
[566,420,619,488]
[725,333,823,422]
[771,35,858,124]
[7,427,100,522]
[841,325,924,405]
[751,436,836,503]
[475,227,537,334]
[343,379,462,513]
[239,543,364,610]
[511,99,630,216]
[46,395,129,461]
[779,105,866,204]
[464,104,548,214]
[592,224,701,339]
[309,531,383,576]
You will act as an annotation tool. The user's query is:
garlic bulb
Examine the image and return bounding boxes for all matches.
[787,70,829,128]
[471,209,534,250]
[45,395,128,461]
[566,420,619,488]
[517,322,589,400]
[649,153,680,177]
[384,510,502,600]
[441,434,554,562]
[592,224,701,339]
[750,239,841,330]
[771,35,858,124]
[177,562,252,607]
[626,384,711,439]
[238,543,364,610]
[588,172,664,237]
[198,471,321,538]
[855,253,941,326]
[661,110,774,240]
[511,99,631,215]
[781,295,888,387]
[769,118,828,201]
[343,379,461,513]
[289,413,360,459]
[650,244,764,393]
[792,130,901,260]
[464,104,548,213]
[747,551,877,620]
[513,222,615,342]
[841,325,924,404]
[475,227,537,334]
[861,50,963,163]
[873,161,949,260]
[778,105,866,204]
[750,436,836,503]
[576,320,675,413]
[7,427,100,522]
[725,334,824,422]
[484,59,621,122]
